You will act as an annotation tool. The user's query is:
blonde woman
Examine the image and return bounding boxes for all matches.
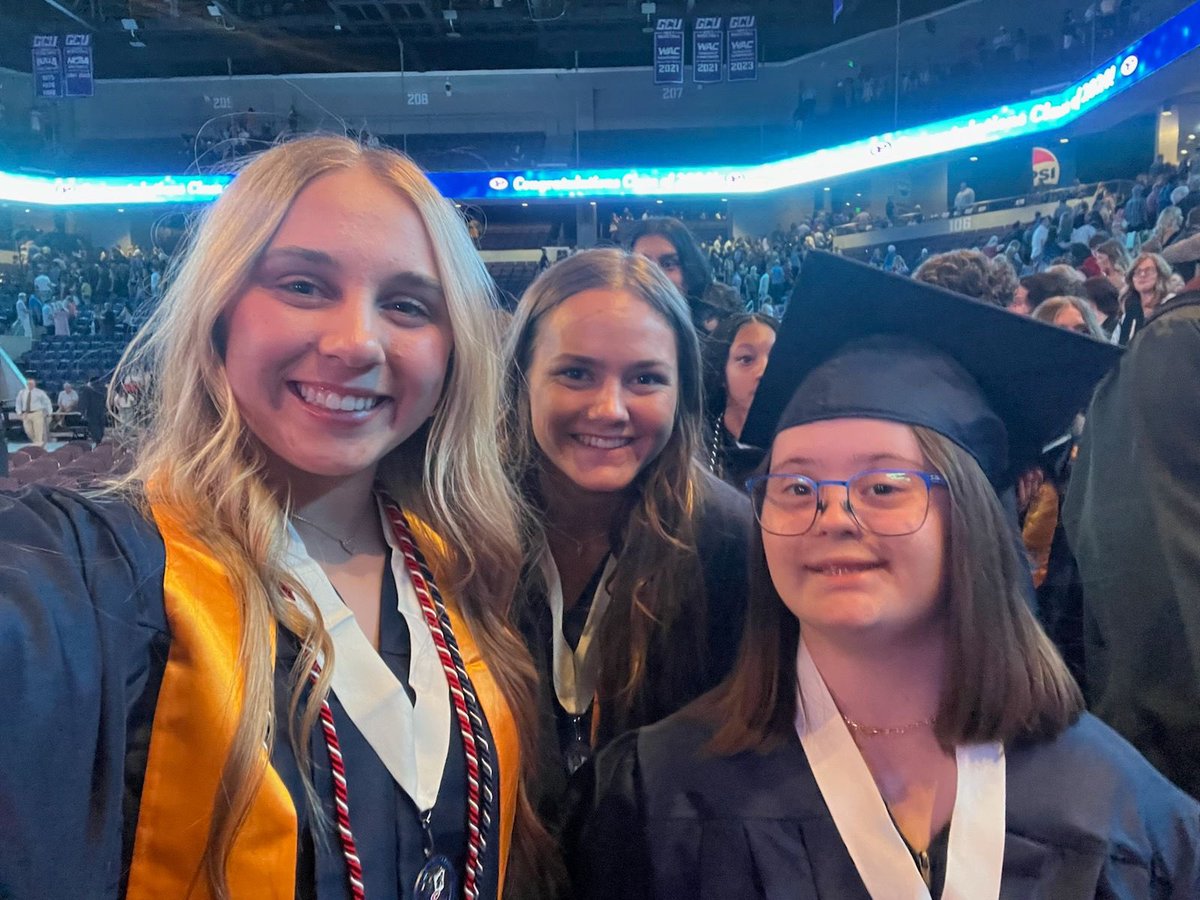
[571,253,1200,899]
[501,249,750,829]
[1148,204,1184,251]
[0,136,549,899]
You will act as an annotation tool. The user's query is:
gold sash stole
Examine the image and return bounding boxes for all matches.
[125,503,518,898]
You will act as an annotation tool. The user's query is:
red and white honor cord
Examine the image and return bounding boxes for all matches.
[387,503,492,900]
[301,502,496,900]
[309,662,367,900]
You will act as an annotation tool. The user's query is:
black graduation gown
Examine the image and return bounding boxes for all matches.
[519,472,752,834]
[0,486,496,900]
[567,709,1200,899]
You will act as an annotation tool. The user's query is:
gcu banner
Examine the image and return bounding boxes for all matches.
[654,18,684,85]
[32,35,63,99]
[727,15,758,82]
[64,34,94,98]
[693,17,723,83]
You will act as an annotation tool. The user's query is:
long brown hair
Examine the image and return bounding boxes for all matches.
[706,425,1083,755]
[501,248,711,739]
[114,135,549,897]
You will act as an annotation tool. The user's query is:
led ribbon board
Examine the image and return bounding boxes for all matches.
[4,0,1198,206]
[0,170,231,206]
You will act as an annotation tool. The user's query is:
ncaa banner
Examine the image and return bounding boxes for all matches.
[32,35,63,99]
[654,18,684,85]
[728,15,758,82]
[693,17,723,83]
[64,34,94,98]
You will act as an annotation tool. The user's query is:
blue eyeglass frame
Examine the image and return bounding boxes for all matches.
[744,469,949,536]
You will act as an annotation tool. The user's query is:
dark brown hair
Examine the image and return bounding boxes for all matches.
[705,425,1083,755]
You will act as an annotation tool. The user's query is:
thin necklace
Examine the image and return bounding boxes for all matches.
[291,513,357,555]
[841,712,938,737]
[546,521,611,558]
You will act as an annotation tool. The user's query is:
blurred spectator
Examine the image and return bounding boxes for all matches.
[912,248,1017,308]
[1031,295,1106,339]
[627,217,713,328]
[1063,288,1200,799]
[1145,205,1184,252]
[1082,276,1123,339]
[56,382,79,414]
[1116,252,1174,343]
[953,181,977,214]
[12,293,31,338]
[15,378,52,447]
[1091,238,1130,291]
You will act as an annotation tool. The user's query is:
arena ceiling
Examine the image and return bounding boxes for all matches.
[2,0,964,77]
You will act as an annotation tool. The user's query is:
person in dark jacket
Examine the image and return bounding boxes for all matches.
[1063,290,1200,800]
[77,371,107,446]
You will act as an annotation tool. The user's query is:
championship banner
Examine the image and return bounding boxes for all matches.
[727,16,758,82]
[64,34,94,98]
[32,35,63,99]
[654,18,685,85]
[693,17,723,84]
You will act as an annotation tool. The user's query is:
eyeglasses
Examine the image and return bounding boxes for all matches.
[1132,266,1158,277]
[745,469,948,537]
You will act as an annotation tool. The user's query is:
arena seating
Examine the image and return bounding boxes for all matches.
[19,332,131,402]
[486,261,540,300]
[0,440,133,492]
[478,223,561,251]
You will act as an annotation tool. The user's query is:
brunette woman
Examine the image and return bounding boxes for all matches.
[625,217,713,330]
[501,248,750,830]
[701,312,778,485]
[570,253,1200,899]
[0,136,547,899]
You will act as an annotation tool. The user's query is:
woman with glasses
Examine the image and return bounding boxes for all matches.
[501,248,750,835]
[1115,251,1174,344]
[568,253,1200,899]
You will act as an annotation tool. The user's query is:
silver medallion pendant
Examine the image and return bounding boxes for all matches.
[413,854,457,900]
[564,714,593,776]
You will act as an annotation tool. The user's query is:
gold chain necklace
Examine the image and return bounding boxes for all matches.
[841,712,938,737]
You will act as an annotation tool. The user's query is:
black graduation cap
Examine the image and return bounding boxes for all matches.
[741,252,1122,489]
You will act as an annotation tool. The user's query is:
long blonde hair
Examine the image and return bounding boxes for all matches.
[502,248,711,741]
[114,135,546,897]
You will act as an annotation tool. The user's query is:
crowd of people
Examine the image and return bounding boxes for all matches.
[818,159,1200,353]
[1,135,1199,900]
[4,236,161,339]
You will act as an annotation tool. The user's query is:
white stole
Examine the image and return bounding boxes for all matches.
[793,640,1006,900]
[541,547,618,717]
[284,501,452,814]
